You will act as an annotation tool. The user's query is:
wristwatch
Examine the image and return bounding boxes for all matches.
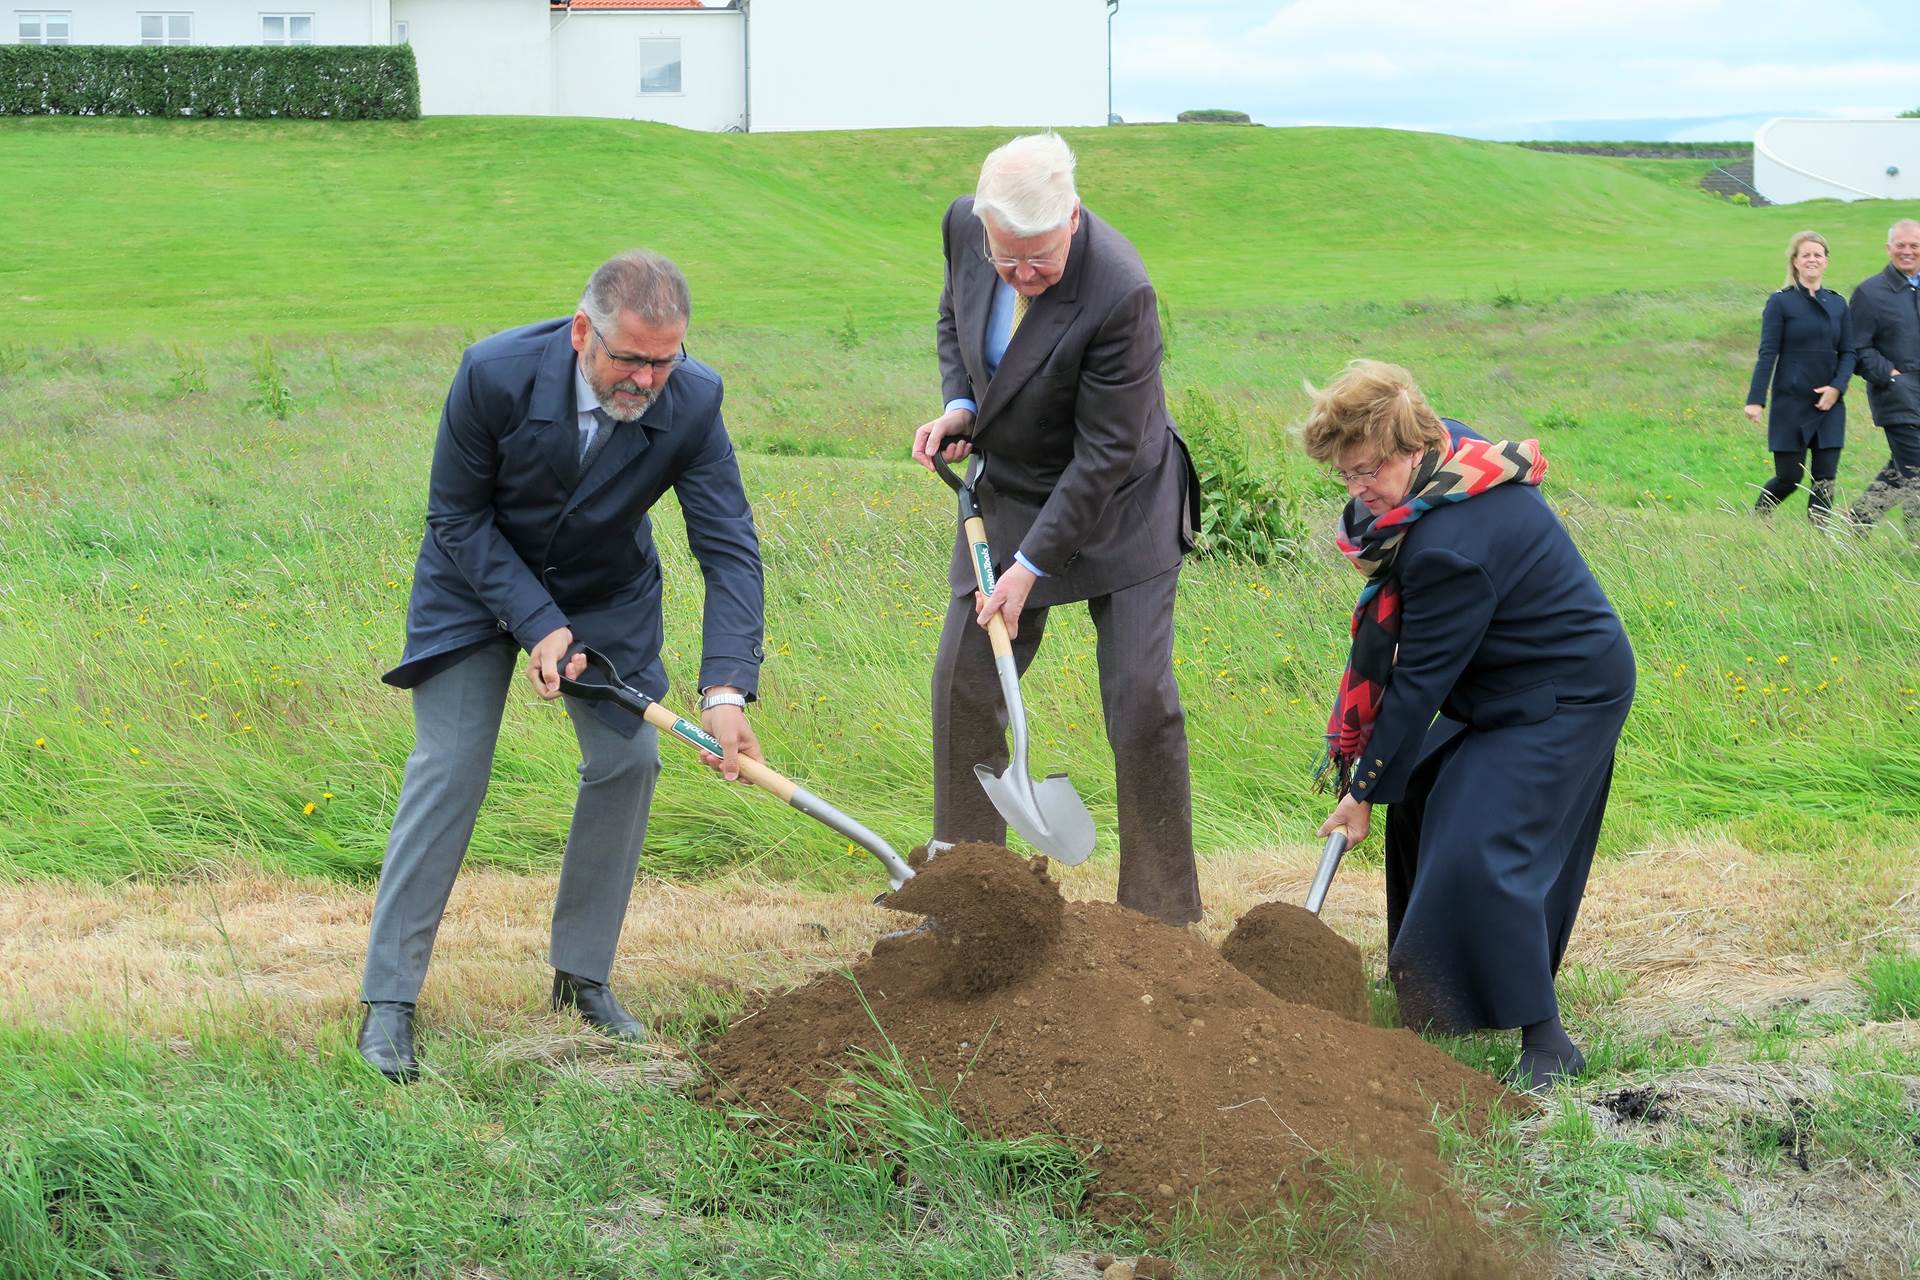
[699,690,748,712]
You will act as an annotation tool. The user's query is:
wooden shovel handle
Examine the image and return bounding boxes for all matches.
[639,702,797,802]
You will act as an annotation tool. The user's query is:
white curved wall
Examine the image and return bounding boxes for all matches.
[1755,117,1920,205]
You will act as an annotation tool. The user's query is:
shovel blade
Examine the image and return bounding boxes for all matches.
[974,764,1096,865]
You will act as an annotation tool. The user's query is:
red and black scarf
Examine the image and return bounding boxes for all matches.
[1317,424,1548,796]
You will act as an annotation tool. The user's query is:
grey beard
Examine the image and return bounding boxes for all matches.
[592,381,655,423]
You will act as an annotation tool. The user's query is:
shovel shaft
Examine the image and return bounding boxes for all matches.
[640,703,912,888]
[1304,832,1349,915]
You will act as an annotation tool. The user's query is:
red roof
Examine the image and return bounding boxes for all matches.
[553,0,709,8]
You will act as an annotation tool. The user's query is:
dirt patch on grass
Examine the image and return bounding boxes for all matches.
[702,843,1524,1270]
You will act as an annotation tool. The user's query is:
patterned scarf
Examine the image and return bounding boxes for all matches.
[1316,423,1548,796]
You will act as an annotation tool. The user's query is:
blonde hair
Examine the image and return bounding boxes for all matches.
[1784,230,1830,289]
[1299,360,1450,464]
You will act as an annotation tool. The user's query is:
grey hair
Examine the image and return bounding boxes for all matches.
[974,133,1079,238]
[1889,219,1920,244]
[579,249,691,330]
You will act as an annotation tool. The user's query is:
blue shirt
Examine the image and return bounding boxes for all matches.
[944,279,1047,577]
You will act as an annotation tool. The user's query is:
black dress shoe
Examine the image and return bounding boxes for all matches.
[552,971,647,1042]
[357,1001,418,1083]
[1504,1045,1587,1094]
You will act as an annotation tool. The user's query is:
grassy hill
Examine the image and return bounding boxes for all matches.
[0,116,1905,338]
[0,116,1916,886]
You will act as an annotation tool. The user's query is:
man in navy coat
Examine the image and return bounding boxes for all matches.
[356,250,765,1082]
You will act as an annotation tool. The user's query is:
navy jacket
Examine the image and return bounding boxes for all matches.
[1746,286,1853,451]
[1344,455,1632,809]
[385,318,764,712]
[1850,265,1920,428]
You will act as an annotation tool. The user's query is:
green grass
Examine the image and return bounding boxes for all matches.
[4,117,1920,1274]
[0,117,1909,339]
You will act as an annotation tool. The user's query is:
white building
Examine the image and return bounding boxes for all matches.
[1754,117,1920,205]
[10,0,1111,131]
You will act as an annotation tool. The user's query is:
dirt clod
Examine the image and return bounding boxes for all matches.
[881,841,1064,994]
[1219,900,1369,1022]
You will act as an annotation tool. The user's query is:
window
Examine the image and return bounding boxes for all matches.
[17,11,71,43]
[139,12,191,44]
[390,19,407,44]
[260,14,311,45]
[638,37,680,95]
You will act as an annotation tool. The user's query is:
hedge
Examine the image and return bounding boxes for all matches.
[0,45,419,119]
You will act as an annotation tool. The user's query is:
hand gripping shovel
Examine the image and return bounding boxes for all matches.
[1304,832,1349,915]
[930,453,1095,865]
[557,646,917,890]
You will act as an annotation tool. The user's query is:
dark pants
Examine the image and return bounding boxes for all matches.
[1852,424,1920,525]
[1756,446,1842,518]
[931,565,1200,925]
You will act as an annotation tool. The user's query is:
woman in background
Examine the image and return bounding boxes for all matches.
[1745,230,1853,521]
[1305,361,1634,1092]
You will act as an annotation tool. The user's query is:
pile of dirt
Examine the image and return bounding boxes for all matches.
[1220,900,1370,1022]
[701,843,1518,1252]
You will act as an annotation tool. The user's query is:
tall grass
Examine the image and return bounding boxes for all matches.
[1,307,1914,885]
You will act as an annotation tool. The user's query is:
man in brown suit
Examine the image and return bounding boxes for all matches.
[912,133,1201,925]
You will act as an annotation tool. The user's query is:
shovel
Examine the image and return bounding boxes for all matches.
[930,453,1096,866]
[556,645,917,890]
[1304,832,1349,915]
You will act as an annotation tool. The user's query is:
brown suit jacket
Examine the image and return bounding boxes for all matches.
[937,197,1198,608]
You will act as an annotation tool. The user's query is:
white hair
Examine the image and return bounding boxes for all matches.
[974,133,1079,238]
[1889,219,1920,244]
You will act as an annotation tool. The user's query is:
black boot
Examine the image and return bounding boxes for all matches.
[1504,1016,1585,1094]
[552,971,647,1042]
[1809,479,1837,525]
[357,1001,418,1083]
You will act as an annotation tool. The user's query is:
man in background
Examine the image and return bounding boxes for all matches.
[1848,219,1920,530]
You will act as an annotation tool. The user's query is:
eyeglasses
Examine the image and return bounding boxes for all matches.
[588,319,688,376]
[1333,461,1386,485]
[980,228,1065,273]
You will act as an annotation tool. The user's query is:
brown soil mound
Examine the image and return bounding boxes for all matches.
[881,841,1064,995]
[1220,901,1369,1022]
[701,845,1518,1250]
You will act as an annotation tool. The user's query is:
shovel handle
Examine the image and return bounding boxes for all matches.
[637,702,797,801]
[962,515,1015,661]
[1304,831,1349,916]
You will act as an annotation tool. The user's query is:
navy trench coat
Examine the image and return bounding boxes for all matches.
[1747,285,1854,451]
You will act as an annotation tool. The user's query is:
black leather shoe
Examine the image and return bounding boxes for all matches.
[552,971,647,1042]
[1504,1045,1587,1094]
[357,1001,418,1083]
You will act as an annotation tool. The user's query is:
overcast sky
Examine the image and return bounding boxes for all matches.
[1110,0,1920,140]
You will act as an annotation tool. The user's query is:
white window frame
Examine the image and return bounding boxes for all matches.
[139,12,192,45]
[390,18,407,44]
[17,11,72,44]
[259,13,313,45]
[637,36,681,97]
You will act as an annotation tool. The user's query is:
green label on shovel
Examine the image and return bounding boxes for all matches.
[973,543,996,592]
[672,717,722,755]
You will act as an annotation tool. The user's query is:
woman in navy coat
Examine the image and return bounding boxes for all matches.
[1304,361,1635,1092]
[1744,230,1854,520]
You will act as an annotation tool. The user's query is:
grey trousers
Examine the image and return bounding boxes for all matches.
[931,565,1200,925]
[361,640,662,1004]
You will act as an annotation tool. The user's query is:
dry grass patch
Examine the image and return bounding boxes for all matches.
[2,837,1910,1044]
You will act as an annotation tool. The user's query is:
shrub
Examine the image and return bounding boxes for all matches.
[0,45,419,119]
[1177,109,1252,125]
[1176,387,1308,564]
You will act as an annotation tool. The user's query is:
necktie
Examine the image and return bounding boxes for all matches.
[1009,290,1032,338]
[581,407,614,466]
